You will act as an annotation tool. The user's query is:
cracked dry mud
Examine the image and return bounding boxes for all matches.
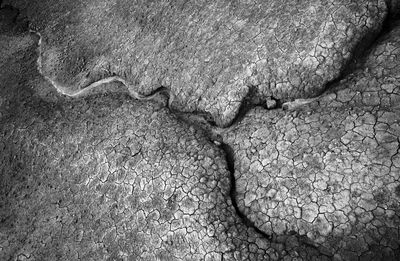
[1,20,278,261]
[0,8,332,261]
[218,18,400,260]
[3,0,391,126]
[0,1,399,261]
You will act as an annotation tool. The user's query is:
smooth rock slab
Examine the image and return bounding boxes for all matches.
[0,31,283,261]
[6,0,387,126]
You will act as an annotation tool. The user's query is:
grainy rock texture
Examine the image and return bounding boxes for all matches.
[5,0,388,126]
[220,22,400,260]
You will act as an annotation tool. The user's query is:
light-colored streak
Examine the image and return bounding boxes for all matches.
[29,29,172,103]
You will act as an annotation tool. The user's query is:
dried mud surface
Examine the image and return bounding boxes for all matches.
[3,0,390,126]
[0,1,400,261]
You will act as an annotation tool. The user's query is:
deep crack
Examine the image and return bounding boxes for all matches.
[217,140,334,258]
[3,1,400,259]
[225,86,261,128]
[218,142,272,241]
[316,8,400,97]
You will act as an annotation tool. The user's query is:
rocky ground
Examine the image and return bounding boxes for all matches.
[0,1,399,260]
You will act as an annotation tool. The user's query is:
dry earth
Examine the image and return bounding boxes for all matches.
[0,1,399,260]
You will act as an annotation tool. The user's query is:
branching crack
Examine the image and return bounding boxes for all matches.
[4,1,400,258]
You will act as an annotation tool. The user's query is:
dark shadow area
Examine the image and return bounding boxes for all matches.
[316,9,400,97]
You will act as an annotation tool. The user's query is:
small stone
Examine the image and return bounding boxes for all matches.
[265,99,277,109]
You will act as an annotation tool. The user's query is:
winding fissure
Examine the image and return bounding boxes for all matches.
[217,139,334,258]
[3,2,400,258]
[314,10,400,98]
[181,9,400,254]
[218,142,272,240]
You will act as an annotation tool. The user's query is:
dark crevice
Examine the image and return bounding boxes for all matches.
[170,86,284,132]
[358,13,400,65]
[172,109,224,145]
[386,0,400,21]
[349,9,400,70]
[143,85,170,98]
[217,141,334,258]
[315,10,400,98]
[269,96,283,109]
[218,142,272,241]
[225,85,259,128]
[3,2,400,259]
[139,85,171,106]
[224,85,285,128]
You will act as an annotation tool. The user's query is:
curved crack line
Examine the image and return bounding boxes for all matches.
[29,29,172,103]
[15,3,400,259]
[217,141,334,258]
[218,142,272,241]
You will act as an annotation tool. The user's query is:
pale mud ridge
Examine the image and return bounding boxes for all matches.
[0,1,400,261]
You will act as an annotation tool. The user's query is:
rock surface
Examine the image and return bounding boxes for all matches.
[5,0,388,126]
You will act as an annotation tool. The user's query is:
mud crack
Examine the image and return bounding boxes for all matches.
[3,1,400,259]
